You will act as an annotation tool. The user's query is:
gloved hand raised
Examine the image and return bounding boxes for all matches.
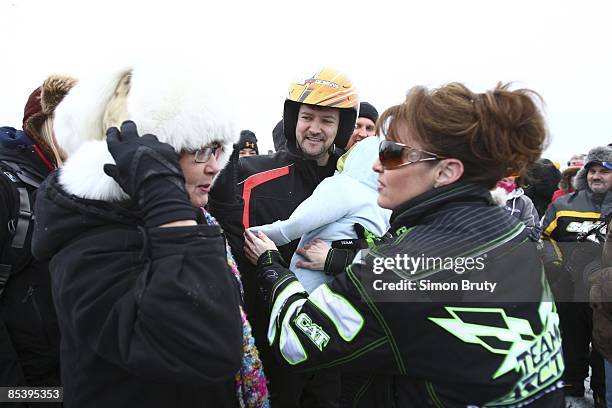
[103,121,195,227]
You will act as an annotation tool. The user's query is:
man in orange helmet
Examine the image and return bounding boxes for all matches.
[209,67,359,407]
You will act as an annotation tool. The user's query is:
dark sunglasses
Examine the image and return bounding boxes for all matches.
[193,143,223,163]
[378,140,446,170]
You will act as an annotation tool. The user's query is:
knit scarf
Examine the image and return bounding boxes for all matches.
[202,209,270,407]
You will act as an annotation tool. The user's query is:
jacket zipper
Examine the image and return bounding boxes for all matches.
[21,285,52,345]
[352,376,373,408]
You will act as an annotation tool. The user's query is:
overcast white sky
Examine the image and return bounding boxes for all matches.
[1,0,610,164]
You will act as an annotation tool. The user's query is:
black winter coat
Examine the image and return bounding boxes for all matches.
[32,172,243,408]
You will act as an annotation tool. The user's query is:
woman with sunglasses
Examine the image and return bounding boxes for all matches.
[245,82,564,407]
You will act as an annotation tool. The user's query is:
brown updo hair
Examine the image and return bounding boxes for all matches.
[376,82,548,189]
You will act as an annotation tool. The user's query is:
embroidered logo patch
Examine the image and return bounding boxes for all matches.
[294,313,330,351]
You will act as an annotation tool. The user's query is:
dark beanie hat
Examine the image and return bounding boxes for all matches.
[238,130,258,154]
[272,119,286,152]
[359,102,379,125]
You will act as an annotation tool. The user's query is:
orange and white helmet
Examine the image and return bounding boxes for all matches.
[283,67,359,150]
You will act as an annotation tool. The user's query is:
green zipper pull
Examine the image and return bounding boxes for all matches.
[395,226,408,236]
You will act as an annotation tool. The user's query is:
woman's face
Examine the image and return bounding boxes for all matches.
[179,149,221,208]
[373,124,438,210]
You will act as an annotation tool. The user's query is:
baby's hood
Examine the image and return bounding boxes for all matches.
[340,136,380,190]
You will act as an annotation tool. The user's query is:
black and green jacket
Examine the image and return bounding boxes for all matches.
[257,183,564,407]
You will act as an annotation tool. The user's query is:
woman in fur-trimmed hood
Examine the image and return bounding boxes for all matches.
[22,75,78,168]
[31,63,268,408]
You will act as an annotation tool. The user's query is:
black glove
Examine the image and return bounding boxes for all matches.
[103,121,195,227]
[256,250,290,301]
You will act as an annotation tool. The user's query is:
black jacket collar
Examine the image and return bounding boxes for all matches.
[390,183,494,231]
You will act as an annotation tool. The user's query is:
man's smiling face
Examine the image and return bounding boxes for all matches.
[295,104,339,164]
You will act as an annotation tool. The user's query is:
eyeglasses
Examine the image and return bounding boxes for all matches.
[193,143,223,163]
[378,140,446,170]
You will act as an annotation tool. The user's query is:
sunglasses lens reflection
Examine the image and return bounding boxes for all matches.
[379,141,404,169]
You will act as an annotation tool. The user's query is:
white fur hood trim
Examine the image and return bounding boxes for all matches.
[490,187,525,206]
[490,187,509,206]
[53,61,239,200]
[59,141,129,201]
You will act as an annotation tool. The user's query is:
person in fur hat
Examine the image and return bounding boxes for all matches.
[22,76,78,168]
[0,75,76,398]
[542,145,612,406]
[30,64,268,408]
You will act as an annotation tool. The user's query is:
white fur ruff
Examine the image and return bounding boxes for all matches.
[490,187,509,206]
[59,141,129,201]
[54,61,238,200]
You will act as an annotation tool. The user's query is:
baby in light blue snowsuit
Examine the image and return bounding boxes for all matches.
[249,136,391,293]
